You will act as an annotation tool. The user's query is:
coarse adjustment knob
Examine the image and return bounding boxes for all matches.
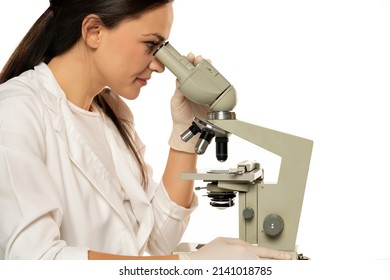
[263,214,284,237]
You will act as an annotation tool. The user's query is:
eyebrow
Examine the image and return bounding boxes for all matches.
[143,33,166,42]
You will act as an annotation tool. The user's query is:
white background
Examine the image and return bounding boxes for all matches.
[1,0,390,261]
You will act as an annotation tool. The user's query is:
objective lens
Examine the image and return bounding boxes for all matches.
[215,137,228,162]
[195,128,215,155]
[180,122,201,142]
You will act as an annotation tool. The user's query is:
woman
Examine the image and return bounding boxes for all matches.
[0,0,291,260]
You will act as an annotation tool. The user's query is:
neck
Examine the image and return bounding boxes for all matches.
[48,44,103,110]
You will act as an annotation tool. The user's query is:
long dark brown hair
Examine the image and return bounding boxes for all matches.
[0,0,173,187]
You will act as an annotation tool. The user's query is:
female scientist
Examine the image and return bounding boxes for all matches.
[0,0,291,260]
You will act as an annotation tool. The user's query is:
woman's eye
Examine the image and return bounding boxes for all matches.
[145,41,159,52]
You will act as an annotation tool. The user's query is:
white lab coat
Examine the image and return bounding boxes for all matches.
[0,63,197,259]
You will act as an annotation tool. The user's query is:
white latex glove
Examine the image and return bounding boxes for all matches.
[168,53,210,153]
[178,237,292,260]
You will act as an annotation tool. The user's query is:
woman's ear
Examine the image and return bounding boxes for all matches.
[81,14,105,49]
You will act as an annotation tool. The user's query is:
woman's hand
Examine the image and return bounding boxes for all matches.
[168,53,209,153]
[179,237,293,260]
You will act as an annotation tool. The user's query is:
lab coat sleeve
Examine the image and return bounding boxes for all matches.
[0,93,88,259]
[135,138,198,255]
[146,179,198,255]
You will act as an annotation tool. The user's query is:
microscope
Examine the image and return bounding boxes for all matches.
[154,42,313,259]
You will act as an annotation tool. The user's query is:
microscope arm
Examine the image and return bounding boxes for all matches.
[209,119,313,185]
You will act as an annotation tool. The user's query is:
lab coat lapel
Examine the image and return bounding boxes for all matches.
[34,63,132,230]
[60,101,133,228]
[103,123,154,253]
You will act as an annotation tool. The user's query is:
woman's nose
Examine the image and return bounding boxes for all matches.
[149,57,165,73]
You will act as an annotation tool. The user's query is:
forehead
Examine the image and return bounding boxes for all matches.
[121,3,174,40]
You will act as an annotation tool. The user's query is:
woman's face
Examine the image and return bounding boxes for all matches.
[92,3,173,100]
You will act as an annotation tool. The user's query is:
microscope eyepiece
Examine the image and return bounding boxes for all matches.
[153,41,169,56]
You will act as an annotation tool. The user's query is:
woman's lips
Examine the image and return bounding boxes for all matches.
[136,78,148,86]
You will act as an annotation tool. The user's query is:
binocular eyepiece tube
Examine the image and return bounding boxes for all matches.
[154,42,236,162]
[154,42,193,81]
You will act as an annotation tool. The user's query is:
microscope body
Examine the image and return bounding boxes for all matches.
[154,42,313,256]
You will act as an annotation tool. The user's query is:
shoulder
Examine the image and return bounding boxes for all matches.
[0,67,40,98]
[0,70,50,156]
[0,63,61,119]
[0,71,46,124]
[0,67,46,116]
[0,63,60,109]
